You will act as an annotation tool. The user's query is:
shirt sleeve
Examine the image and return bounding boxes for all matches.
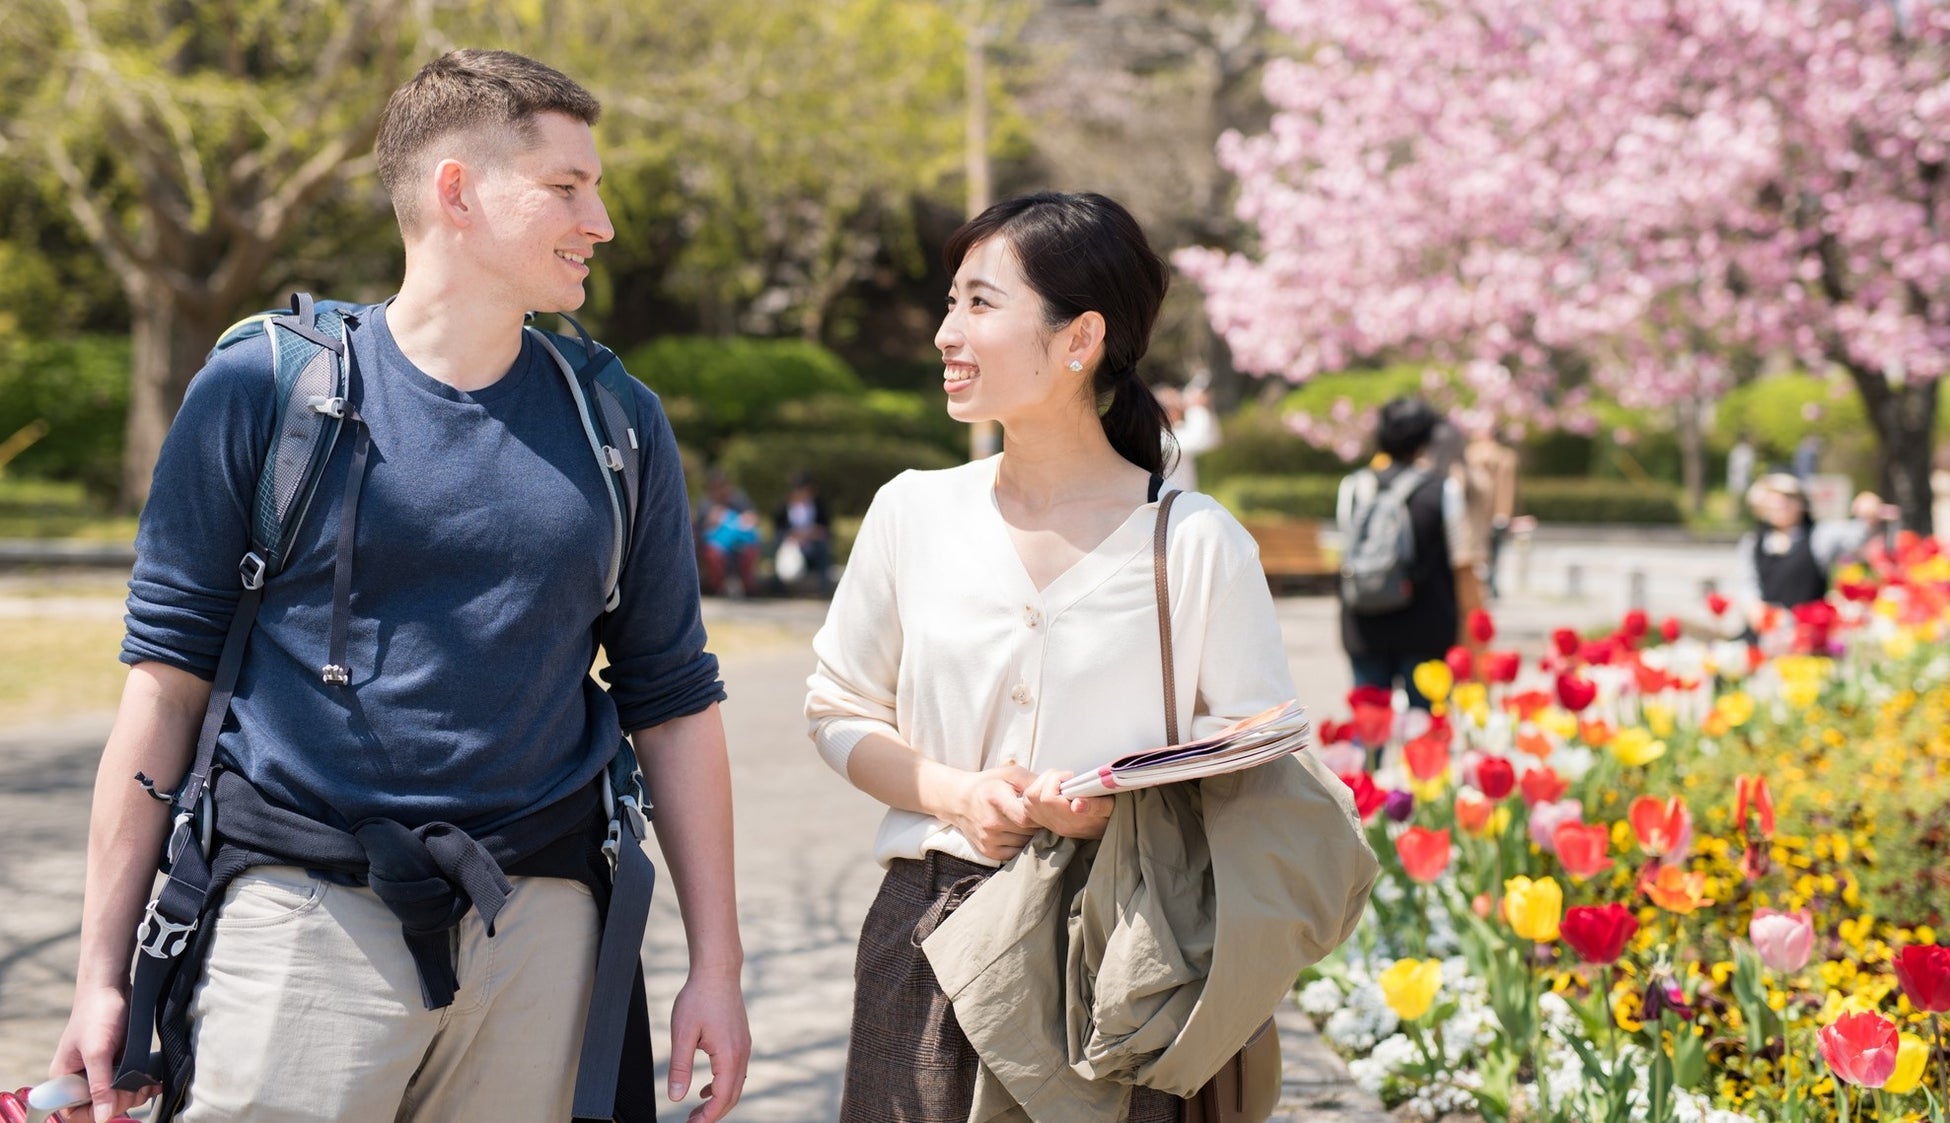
[1188,530,1298,743]
[1729,531,1760,604]
[1811,519,1872,570]
[121,338,277,678]
[597,380,726,732]
[1441,474,1476,567]
[804,476,907,778]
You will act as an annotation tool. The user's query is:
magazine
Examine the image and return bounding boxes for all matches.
[1057,700,1311,799]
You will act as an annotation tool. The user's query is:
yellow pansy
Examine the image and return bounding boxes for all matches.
[1502,875,1563,943]
[1884,1033,1929,1095]
[1613,988,1645,1032]
[1378,958,1443,1022]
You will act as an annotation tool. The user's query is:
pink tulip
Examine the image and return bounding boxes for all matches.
[1749,909,1814,973]
[1527,799,1583,854]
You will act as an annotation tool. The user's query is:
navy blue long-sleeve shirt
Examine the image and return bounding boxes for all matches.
[123,302,723,833]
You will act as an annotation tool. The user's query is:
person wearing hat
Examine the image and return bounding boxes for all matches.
[1733,472,1896,627]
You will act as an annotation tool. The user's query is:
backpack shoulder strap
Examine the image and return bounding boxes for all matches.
[246,292,353,582]
[526,322,638,611]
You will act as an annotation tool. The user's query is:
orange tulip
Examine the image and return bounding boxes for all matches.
[1641,864,1713,914]
[1735,774,1775,839]
[1395,826,1452,883]
[1454,789,1495,834]
[1577,718,1614,747]
[1515,728,1556,760]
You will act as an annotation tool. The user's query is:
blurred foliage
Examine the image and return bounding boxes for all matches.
[1197,402,1349,486]
[0,334,131,503]
[0,476,138,540]
[1208,474,1341,520]
[717,431,957,521]
[1517,478,1685,524]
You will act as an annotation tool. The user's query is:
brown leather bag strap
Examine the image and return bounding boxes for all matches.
[1155,487,1183,747]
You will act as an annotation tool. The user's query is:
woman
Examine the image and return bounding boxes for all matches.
[804,192,1368,1121]
[1733,472,1893,625]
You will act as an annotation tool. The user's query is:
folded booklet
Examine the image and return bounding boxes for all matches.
[1057,700,1312,799]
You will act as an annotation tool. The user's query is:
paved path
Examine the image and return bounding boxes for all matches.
[0,540,1743,1117]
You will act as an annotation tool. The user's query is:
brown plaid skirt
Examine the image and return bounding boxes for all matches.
[840,851,1182,1123]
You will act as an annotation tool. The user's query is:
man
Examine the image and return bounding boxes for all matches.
[1336,397,1475,712]
[51,51,749,1122]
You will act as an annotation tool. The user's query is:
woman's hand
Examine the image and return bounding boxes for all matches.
[946,764,1039,861]
[1020,770,1114,841]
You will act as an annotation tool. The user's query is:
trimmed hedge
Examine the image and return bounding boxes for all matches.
[624,336,863,452]
[1197,405,1351,487]
[717,431,957,521]
[1207,473,1685,526]
[1518,478,1683,524]
[1208,475,1341,521]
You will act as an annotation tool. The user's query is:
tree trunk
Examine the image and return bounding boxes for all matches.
[1846,364,1938,537]
[1676,396,1706,517]
[120,285,227,512]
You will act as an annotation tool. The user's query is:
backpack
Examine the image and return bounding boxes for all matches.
[114,293,657,1120]
[1339,465,1425,614]
[209,292,644,607]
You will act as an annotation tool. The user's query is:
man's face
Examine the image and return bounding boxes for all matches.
[468,111,614,314]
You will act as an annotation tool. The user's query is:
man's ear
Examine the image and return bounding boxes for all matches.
[433,158,474,227]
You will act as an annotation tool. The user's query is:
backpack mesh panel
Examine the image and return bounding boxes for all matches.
[251,326,341,573]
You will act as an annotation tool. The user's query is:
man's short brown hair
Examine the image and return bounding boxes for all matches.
[376,49,602,232]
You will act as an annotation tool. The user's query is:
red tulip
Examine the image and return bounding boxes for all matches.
[1519,765,1568,807]
[1404,732,1450,781]
[1659,616,1681,643]
[1819,1010,1900,1087]
[1838,579,1879,603]
[1445,645,1474,684]
[1552,627,1581,657]
[1580,637,1620,665]
[1705,591,1730,616]
[1894,944,1950,1013]
[1474,755,1516,801]
[1559,903,1639,964]
[1348,685,1395,747]
[1482,650,1522,684]
[1552,821,1615,881]
[1628,795,1691,858]
[1395,826,1452,883]
[1339,771,1387,821]
[1620,609,1649,640]
[1555,671,1597,712]
[1468,608,1496,645]
[1734,774,1775,839]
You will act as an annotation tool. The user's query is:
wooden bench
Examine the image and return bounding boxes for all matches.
[1241,518,1338,594]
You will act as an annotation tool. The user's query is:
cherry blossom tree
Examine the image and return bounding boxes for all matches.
[1179,0,1950,529]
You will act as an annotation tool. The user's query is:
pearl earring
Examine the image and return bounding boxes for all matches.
[1068,360,1083,372]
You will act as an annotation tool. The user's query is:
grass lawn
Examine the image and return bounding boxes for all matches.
[0,477,137,541]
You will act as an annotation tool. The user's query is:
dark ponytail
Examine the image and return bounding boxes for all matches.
[943,191,1172,475]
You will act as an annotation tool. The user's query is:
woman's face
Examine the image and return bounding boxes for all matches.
[1754,488,1805,529]
[934,236,1085,427]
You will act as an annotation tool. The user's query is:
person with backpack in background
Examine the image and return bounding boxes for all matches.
[1336,397,1479,714]
[48,50,748,1123]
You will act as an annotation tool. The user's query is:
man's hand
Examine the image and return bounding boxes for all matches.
[667,970,750,1123]
[49,985,156,1123]
[1020,771,1114,841]
[945,765,1038,861]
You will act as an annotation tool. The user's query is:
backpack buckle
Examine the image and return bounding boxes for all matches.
[320,664,351,686]
[307,395,346,419]
[238,552,267,591]
[602,445,625,472]
[134,899,198,960]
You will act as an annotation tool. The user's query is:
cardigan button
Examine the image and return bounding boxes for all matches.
[1010,683,1033,706]
[1023,606,1041,628]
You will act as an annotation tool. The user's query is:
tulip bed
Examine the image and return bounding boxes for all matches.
[1305,539,1950,1122]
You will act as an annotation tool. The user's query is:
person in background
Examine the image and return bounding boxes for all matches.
[696,470,761,597]
[772,470,833,594]
[1337,399,1477,710]
[1733,472,1897,625]
[1726,431,1756,507]
[1463,425,1520,602]
[1156,380,1221,493]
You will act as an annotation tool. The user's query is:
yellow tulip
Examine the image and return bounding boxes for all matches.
[1378,958,1443,1022]
[1713,691,1755,728]
[1413,661,1453,705]
[1539,708,1579,741]
[1643,703,1675,737]
[1883,631,1917,660]
[1884,1033,1929,1095]
[1609,727,1668,767]
[1451,682,1489,724]
[1502,875,1563,942]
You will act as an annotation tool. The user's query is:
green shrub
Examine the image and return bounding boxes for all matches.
[1198,405,1350,487]
[1275,364,1436,415]
[623,336,863,452]
[1208,474,1342,521]
[766,389,965,457]
[717,431,958,521]
[1518,478,1683,524]
[0,334,131,503]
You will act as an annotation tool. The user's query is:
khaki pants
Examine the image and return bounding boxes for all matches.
[178,865,599,1122]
